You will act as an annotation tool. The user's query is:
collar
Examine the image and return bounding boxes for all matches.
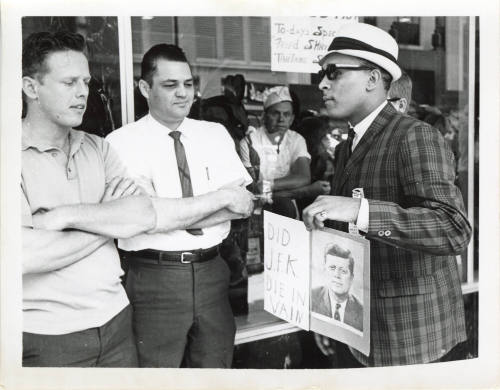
[262,126,289,145]
[147,113,192,140]
[350,101,388,142]
[328,289,348,307]
[22,128,84,153]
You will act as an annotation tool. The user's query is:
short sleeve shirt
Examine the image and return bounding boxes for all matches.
[106,114,252,251]
[21,129,129,334]
[239,126,310,180]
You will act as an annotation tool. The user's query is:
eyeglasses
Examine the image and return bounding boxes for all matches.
[318,64,374,81]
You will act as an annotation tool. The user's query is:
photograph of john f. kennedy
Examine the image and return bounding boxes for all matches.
[312,244,363,332]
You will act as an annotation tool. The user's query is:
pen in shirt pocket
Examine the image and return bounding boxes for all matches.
[205,167,210,181]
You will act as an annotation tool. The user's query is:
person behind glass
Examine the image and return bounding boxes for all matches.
[386,70,412,114]
[239,86,311,218]
[303,23,471,366]
[280,115,333,216]
[311,244,363,332]
[21,32,253,368]
[105,44,254,368]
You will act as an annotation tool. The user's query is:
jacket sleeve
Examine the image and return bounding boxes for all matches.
[365,124,472,255]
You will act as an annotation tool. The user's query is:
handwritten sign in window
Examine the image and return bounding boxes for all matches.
[271,17,358,73]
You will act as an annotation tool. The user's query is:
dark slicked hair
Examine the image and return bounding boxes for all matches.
[22,31,86,79]
[141,44,190,86]
[325,244,354,276]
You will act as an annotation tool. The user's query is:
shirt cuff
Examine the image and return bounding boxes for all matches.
[356,198,369,232]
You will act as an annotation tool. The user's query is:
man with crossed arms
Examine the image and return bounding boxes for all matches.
[21,31,253,367]
[106,43,253,368]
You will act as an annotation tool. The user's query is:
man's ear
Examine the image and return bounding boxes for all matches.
[22,76,39,100]
[366,68,382,92]
[138,79,151,100]
[397,98,408,114]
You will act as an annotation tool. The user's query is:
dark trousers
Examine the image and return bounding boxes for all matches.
[23,305,138,367]
[125,254,235,368]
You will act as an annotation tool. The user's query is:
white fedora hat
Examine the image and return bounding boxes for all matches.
[319,23,402,82]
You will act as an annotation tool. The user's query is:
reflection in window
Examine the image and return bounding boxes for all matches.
[389,16,420,46]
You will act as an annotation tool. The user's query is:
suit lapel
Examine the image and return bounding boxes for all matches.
[320,287,332,317]
[336,104,398,192]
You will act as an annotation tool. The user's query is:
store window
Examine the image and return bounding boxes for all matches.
[21,15,478,361]
[127,17,478,351]
[190,16,270,66]
[390,17,421,46]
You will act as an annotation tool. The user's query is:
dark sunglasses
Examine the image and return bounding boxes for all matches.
[318,64,374,81]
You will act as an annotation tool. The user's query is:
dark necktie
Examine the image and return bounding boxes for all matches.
[346,124,356,159]
[334,303,341,321]
[169,131,203,236]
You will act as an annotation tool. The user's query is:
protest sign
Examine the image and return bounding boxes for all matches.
[263,211,310,329]
[263,211,371,356]
[270,16,358,73]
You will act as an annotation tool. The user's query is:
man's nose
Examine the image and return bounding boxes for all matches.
[318,76,329,91]
[176,85,187,97]
[76,80,89,98]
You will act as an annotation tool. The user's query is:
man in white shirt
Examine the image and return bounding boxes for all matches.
[239,86,311,218]
[311,244,363,332]
[106,44,253,368]
[21,31,253,368]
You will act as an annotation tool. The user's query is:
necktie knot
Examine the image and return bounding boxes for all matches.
[347,126,356,141]
[334,302,341,321]
[169,130,181,141]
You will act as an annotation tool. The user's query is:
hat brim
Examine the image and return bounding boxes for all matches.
[319,49,402,82]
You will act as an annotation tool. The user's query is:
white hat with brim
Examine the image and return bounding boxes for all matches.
[318,23,402,82]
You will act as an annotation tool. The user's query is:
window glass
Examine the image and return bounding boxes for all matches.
[129,15,478,343]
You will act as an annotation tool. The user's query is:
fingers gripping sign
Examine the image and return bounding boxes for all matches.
[302,196,362,230]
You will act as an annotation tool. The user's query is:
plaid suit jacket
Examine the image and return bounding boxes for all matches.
[328,103,471,366]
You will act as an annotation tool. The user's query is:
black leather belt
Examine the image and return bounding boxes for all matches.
[127,245,219,265]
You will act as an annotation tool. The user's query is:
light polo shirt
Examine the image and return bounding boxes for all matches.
[21,129,129,335]
[239,126,310,180]
[351,101,388,232]
[106,114,252,251]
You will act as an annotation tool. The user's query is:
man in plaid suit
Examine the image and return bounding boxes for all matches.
[303,23,472,366]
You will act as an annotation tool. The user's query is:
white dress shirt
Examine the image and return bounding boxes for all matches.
[106,114,252,250]
[239,126,310,180]
[328,289,348,322]
[351,101,388,232]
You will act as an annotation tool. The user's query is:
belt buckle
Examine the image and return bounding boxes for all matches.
[181,252,194,264]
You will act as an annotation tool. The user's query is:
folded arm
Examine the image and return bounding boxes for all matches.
[33,179,254,236]
[33,194,157,239]
[272,157,311,191]
[22,227,109,275]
